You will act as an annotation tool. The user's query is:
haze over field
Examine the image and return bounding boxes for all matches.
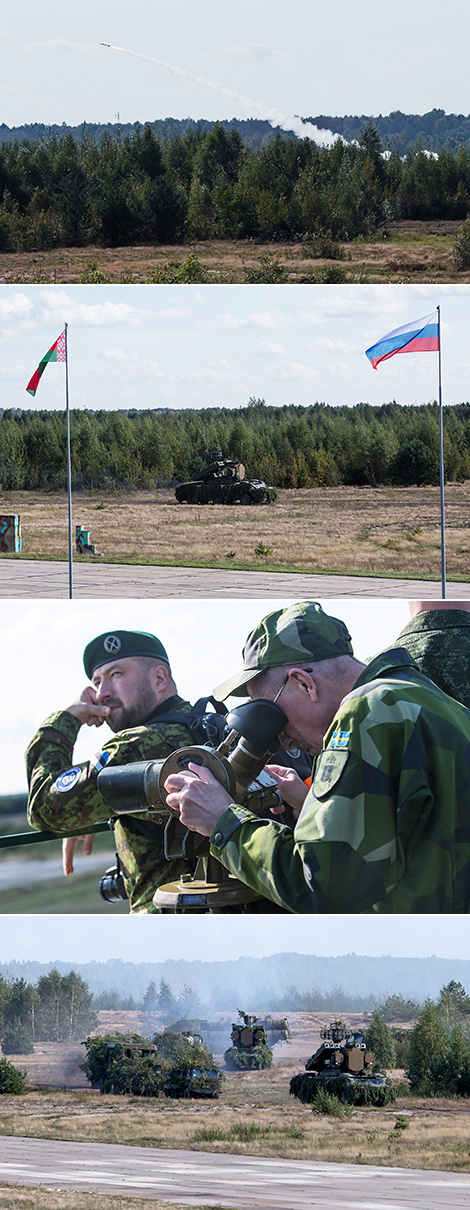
[2,914,470,965]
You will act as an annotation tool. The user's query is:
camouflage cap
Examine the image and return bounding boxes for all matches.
[213,601,354,700]
[83,630,170,680]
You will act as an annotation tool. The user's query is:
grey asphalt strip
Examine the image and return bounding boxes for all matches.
[1,560,468,598]
[0,1135,469,1208]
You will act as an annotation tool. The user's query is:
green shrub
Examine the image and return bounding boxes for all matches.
[454,219,470,270]
[0,1057,27,1094]
[311,1087,347,1116]
[1,1018,34,1055]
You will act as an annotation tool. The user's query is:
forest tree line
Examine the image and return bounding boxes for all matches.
[0,968,98,1052]
[312,109,470,155]
[1,400,470,492]
[2,121,470,252]
[4,110,470,155]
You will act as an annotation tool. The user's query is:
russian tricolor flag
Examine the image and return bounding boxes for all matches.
[365,309,439,370]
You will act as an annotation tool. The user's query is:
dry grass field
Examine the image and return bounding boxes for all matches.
[0,222,467,284]
[1,1011,470,1175]
[2,483,470,581]
[0,1193,198,1210]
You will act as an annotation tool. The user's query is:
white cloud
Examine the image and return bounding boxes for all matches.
[245,311,289,330]
[154,308,191,319]
[25,39,98,55]
[278,361,319,381]
[140,359,164,377]
[0,293,34,324]
[185,358,232,382]
[36,291,147,328]
[219,42,285,61]
[100,347,130,362]
[195,313,246,330]
[310,337,356,353]
[197,310,289,331]
[257,342,286,356]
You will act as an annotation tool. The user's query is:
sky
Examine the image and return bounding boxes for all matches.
[1,1,469,128]
[2,913,470,964]
[2,597,410,795]
[2,284,468,414]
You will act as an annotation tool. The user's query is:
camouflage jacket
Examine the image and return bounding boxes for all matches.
[209,649,470,914]
[397,610,470,708]
[25,696,195,913]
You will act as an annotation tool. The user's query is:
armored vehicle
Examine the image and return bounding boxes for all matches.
[290,1020,395,1106]
[224,1011,273,1070]
[165,1016,289,1051]
[175,450,277,505]
[165,1065,223,1098]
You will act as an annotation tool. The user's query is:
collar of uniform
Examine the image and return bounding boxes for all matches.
[144,695,190,724]
[355,645,419,688]
[398,610,470,639]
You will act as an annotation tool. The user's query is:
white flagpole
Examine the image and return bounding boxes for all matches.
[437,305,446,598]
[64,322,73,599]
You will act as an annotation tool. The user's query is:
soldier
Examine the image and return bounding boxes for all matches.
[164,600,470,915]
[26,629,197,913]
[398,601,470,708]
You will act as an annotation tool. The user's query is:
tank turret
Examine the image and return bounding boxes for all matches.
[175,450,278,505]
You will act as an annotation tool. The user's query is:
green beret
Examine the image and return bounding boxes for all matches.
[213,601,354,699]
[83,630,170,680]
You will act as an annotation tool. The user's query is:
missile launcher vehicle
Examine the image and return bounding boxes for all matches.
[290,1019,395,1106]
[175,450,277,505]
[224,1011,274,1070]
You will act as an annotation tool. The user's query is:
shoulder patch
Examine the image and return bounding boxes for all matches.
[313,748,349,797]
[53,766,82,793]
[91,750,111,774]
[330,729,351,749]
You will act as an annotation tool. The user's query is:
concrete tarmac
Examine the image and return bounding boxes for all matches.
[1,1135,469,1208]
[1,559,469,598]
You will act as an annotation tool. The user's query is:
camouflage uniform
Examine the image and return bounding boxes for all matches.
[26,695,195,913]
[396,610,470,708]
[209,648,470,914]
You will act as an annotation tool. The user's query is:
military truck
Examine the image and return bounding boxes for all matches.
[290,1020,395,1106]
[175,450,277,505]
[224,1011,273,1070]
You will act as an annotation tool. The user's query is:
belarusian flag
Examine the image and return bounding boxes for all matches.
[26,330,66,396]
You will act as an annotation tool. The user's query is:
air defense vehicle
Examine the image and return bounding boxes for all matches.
[175,450,277,505]
[290,1020,395,1106]
[165,1016,289,1052]
[224,1011,274,1070]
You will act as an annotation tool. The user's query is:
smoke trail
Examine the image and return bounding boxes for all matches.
[104,44,338,146]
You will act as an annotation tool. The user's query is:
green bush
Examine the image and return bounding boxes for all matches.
[1,1018,34,1055]
[0,1057,27,1094]
[454,218,470,270]
[311,1087,347,1116]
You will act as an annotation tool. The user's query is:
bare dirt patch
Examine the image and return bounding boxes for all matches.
[0,223,466,284]
[2,484,470,582]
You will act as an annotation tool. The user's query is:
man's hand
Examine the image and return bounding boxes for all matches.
[62,834,96,876]
[265,764,309,820]
[164,763,233,836]
[65,686,111,727]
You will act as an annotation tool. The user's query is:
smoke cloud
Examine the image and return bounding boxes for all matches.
[104,44,338,147]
